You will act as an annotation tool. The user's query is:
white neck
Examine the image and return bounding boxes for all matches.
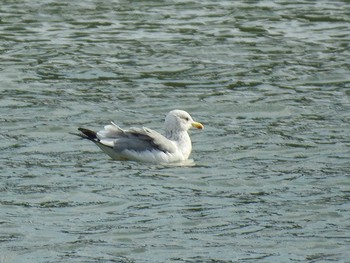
[166,130,192,159]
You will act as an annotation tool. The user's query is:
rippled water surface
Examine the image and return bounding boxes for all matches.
[1,0,350,262]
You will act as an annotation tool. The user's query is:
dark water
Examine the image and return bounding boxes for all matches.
[1,0,350,262]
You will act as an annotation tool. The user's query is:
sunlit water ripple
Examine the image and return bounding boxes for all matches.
[1,0,349,262]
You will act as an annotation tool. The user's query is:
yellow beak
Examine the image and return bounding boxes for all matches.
[192,121,204,129]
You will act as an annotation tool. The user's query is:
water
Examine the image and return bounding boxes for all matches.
[1,0,350,262]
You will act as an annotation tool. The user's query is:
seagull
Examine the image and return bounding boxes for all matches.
[76,110,204,163]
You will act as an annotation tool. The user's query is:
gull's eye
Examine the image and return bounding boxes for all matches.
[179,115,190,122]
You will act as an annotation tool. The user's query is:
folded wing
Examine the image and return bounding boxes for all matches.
[97,122,177,154]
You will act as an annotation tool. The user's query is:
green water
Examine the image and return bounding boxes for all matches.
[1,1,349,262]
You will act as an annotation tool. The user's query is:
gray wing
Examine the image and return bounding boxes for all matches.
[98,123,177,154]
[116,127,177,153]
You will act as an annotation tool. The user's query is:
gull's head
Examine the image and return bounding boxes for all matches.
[165,110,204,132]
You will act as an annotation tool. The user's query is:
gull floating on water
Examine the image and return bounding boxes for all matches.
[76,110,204,163]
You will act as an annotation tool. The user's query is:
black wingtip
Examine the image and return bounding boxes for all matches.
[78,128,98,140]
